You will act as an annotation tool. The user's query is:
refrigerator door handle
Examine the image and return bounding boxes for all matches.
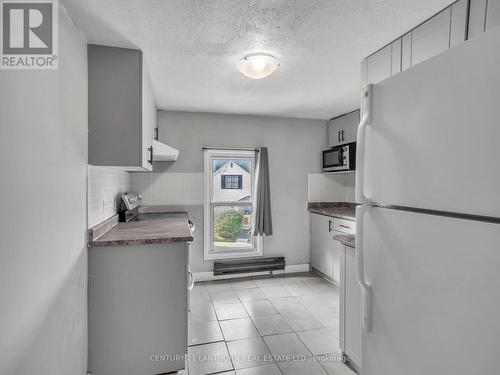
[355,84,373,204]
[356,205,372,333]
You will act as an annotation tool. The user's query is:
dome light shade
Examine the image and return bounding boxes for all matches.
[237,53,280,79]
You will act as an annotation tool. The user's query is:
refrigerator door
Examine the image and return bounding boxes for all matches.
[356,205,500,375]
[358,26,500,218]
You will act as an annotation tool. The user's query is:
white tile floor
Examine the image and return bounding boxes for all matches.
[186,272,357,375]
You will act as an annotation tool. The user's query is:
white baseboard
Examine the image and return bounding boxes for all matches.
[284,264,310,273]
[193,263,310,282]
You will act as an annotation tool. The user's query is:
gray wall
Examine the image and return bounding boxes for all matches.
[154,111,327,273]
[0,6,88,375]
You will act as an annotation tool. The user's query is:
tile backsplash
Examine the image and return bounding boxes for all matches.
[308,172,355,202]
[87,168,352,227]
[130,172,203,205]
[87,166,131,227]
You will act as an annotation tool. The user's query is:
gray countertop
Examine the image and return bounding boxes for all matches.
[89,213,194,247]
[307,202,357,221]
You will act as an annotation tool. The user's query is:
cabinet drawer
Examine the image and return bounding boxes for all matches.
[333,219,356,234]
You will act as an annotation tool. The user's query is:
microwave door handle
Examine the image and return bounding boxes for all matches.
[338,149,344,164]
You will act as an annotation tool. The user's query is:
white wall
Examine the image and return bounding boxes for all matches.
[88,166,131,227]
[0,6,88,375]
[132,111,327,273]
[308,173,355,202]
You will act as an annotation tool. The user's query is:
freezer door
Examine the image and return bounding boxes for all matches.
[357,205,500,375]
[358,26,500,218]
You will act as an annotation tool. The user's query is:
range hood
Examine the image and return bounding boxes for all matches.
[152,140,179,161]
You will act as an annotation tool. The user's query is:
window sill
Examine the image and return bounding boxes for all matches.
[204,238,263,260]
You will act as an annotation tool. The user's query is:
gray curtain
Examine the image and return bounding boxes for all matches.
[252,147,273,236]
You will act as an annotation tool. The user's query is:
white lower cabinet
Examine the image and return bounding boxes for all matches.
[310,213,341,284]
[310,213,334,279]
[340,244,362,369]
[332,232,345,284]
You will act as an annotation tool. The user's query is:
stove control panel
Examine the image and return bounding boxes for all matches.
[121,193,142,211]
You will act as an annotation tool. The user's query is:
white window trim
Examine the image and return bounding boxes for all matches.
[203,149,263,260]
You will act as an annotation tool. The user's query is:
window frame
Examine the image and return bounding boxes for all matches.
[203,149,263,260]
[221,175,243,189]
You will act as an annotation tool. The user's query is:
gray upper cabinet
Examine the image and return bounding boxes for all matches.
[141,65,156,170]
[88,45,156,171]
[411,8,452,66]
[328,110,360,148]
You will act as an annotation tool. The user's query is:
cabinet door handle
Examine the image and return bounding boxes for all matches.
[148,145,153,164]
[341,130,345,141]
[339,224,350,229]
[154,126,159,141]
[328,220,332,232]
[188,270,194,290]
[337,131,341,142]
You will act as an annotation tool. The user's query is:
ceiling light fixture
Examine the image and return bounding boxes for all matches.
[237,53,280,79]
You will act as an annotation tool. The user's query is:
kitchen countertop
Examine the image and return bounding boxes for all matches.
[307,202,357,221]
[89,213,194,247]
[333,234,356,248]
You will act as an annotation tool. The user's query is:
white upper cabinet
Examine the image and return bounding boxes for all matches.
[411,8,452,66]
[328,110,360,148]
[450,0,468,47]
[362,38,403,86]
[469,0,500,38]
[401,33,412,71]
[391,38,402,75]
[468,0,488,38]
[363,0,477,85]
[365,45,392,85]
[486,0,500,31]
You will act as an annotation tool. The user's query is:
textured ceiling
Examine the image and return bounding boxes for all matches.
[63,0,452,119]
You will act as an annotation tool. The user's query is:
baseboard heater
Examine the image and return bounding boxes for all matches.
[213,257,286,276]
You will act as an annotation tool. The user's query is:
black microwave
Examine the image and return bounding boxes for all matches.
[322,142,356,172]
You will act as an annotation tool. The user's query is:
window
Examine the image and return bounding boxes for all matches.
[221,175,242,189]
[204,149,262,260]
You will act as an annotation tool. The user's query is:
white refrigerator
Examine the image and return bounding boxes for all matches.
[355,26,500,375]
